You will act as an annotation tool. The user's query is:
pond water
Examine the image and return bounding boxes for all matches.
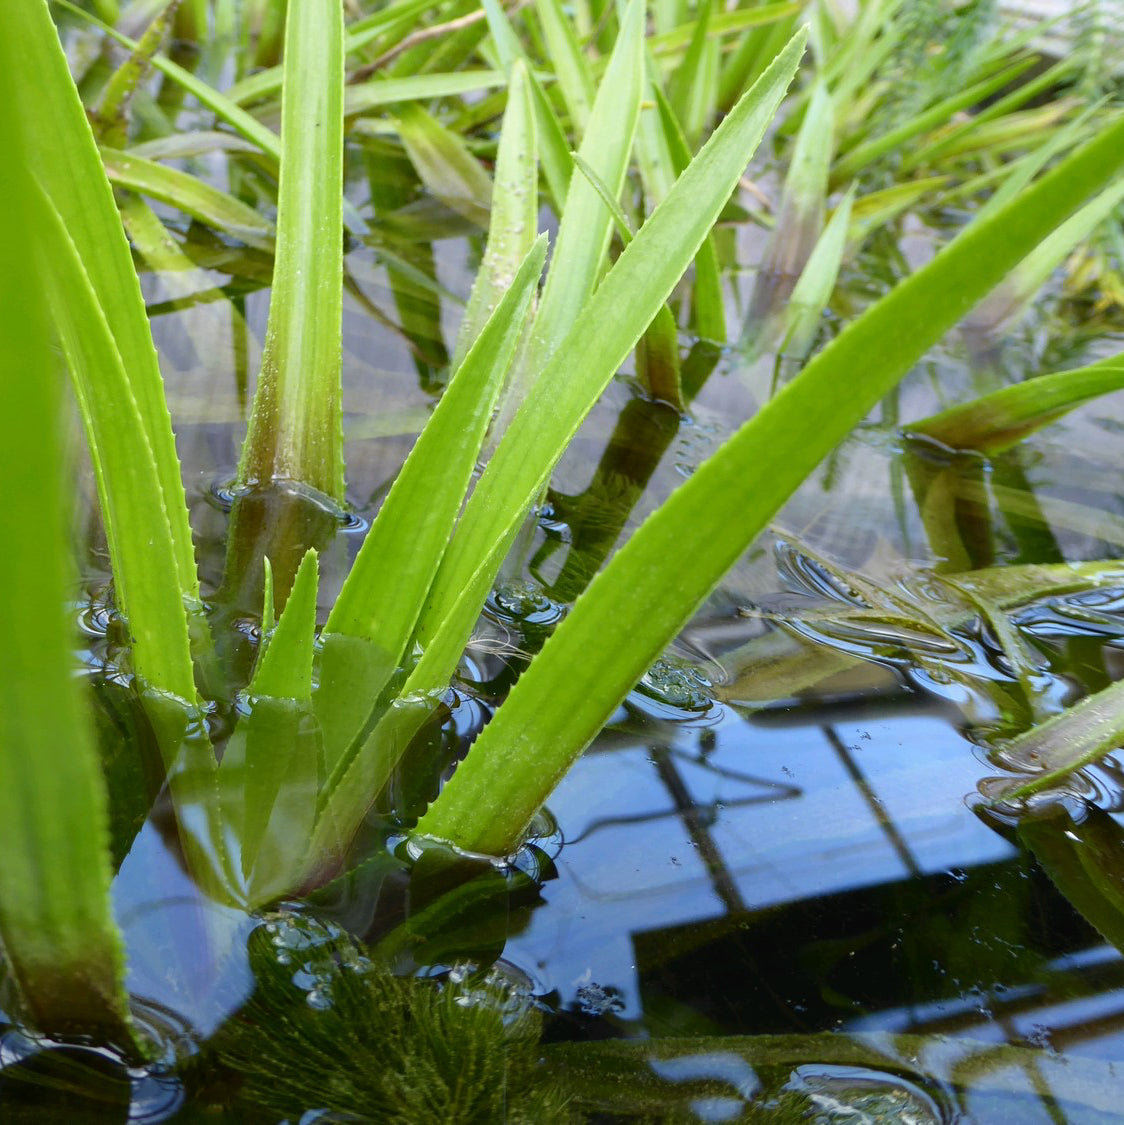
[13,11,1124,1120]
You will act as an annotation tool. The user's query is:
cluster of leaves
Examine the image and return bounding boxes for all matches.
[3,0,1124,1068]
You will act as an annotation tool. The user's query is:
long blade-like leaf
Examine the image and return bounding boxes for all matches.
[418,95,1124,855]
[101,147,275,249]
[525,0,646,370]
[480,0,573,208]
[39,197,198,699]
[312,30,808,862]
[0,64,131,1042]
[909,353,1124,454]
[14,0,199,607]
[451,60,538,368]
[315,237,548,778]
[414,30,806,670]
[238,0,345,499]
[534,0,596,132]
[989,676,1124,802]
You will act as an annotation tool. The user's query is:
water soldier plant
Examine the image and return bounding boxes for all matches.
[8,0,1124,1112]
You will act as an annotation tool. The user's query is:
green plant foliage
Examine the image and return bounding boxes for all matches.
[316,237,547,779]
[909,354,1124,453]
[526,0,646,371]
[744,76,833,352]
[220,549,320,902]
[452,60,538,368]
[54,0,284,161]
[92,0,178,147]
[11,0,1124,1085]
[417,104,1124,856]
[238,0,346,499]
[0,54,131,1042]
[15,0,199,615]
[9,1,199,701]
[213,913,571,1122]
[100,147,276,249]
[987,675,1124,802]
[779,182,855,360]
[395,101,494,227]
[542,1031,1124,1119]
[1021,805,1124,957]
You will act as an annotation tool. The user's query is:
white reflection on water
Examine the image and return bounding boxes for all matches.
[506,704,1015,1019]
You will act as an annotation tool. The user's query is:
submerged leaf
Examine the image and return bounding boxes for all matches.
[908,353,1124,454]
[214,913,568,1122]
[395,102,493,228]
[1020,805,1124,957]
[543,1031,1124,1120]
[988,676,1124,801]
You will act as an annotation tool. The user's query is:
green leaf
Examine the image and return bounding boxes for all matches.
[908,353,1124,454]
[238,0,346,500]
[101,147,275,249]
[412,28,804,681]
[970,177,1124,336]
[394,101,493,228]
[987,676,1124,802]
[716,5,800,111]
[451,60,537,368]
[534,0,596,132]
[227,0,439,105]
[92,0,177,147]
[649,79,726,341]
[54,0,283,162]
[480,0,573,207]
[570,151,636,245]
[649,2,801,58]
[261,556,277,636]
[666,0,717,145]
[315,236,547,780]
[344,29,807,855]
[901,55,1081,173]
[848,176,949,246]
[0,69,132,1042]
[743,77,833,346]
[524,0,646,371]
[15,0,200,612]
[779,182,855,360]
[574,159,686,410]
[832,57,1035,180]
[220,550,321,902]
[346,70,507,116]
[417,67,1124,856]
[223,697,322,904]
[1021,806,1124,957]
[38,191,198,700]
[252,548,319,701]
